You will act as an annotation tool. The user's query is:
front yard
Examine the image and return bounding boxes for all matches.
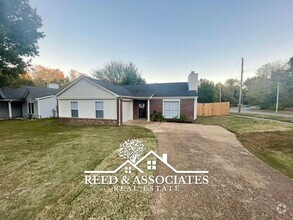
[0,119,156,219]
[197,116,293,178]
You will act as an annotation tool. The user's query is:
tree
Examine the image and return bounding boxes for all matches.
[244,58,293,110]
[93,61,146,85]
[0,0,44,87]
[118,139,145,163]
[198,79,216,103]
[222,78,241,106]
[27,65,70,87]
[69,69,84,81]
[6,73,35,87]
[256,61,287,79]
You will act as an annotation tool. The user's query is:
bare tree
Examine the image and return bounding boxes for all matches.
[118,139,145,163]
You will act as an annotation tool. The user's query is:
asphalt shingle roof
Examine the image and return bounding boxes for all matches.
[0,85,60,100]
[124,82,197,97]
[85,77,133,96]
[85,77,197,97]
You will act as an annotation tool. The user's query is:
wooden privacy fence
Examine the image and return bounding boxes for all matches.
[197,102,230,116]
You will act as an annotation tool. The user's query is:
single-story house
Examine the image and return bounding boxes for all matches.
[56,72,199,125]
[0,84,60,119]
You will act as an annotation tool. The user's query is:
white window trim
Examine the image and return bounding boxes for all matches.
[95,100,104,119]
[162,99,180,119]
[27,101,35,114]
[70,101,78,118]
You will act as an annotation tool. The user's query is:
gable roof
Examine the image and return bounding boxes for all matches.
[22,86,61,99]
[124,82,197,97]
[0,85,60,100]
[0,87,27,100]
[84,77,133,96]
[64,76,197,98]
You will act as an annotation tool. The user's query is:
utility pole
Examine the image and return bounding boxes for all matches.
[276,82,279,112]
[219,86,222,102]
[238,58,244,113]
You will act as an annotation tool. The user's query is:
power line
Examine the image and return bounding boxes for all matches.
[245,35,293,58]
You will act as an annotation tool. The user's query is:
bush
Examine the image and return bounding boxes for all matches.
[179,114,187,122]
[150,111,165,122]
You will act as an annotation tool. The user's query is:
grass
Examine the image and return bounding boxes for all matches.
[231,112,293,123]
[0,119,156,219]
[197,116,293,178]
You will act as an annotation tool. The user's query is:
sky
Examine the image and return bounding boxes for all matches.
[30,0,293,83]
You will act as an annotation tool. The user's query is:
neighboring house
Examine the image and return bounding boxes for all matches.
[0,84,60,119]
[56,72,199,125]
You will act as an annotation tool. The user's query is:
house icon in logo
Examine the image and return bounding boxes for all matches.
[84,150,209,174]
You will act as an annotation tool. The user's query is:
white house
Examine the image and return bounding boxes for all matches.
[56,72,199,125]
[0,85,60,119]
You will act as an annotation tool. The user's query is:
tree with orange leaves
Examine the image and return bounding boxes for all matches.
[27,65,70,87]
[68,69,85,81]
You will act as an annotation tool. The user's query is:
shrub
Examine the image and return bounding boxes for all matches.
[179,114,187,122]
[151,111,165,122]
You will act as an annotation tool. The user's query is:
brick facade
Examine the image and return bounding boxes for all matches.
[180,99,194,121]
[150,99,163,115]
[133,100,139,119]
[150,98,194,122]
[59,117,118,126]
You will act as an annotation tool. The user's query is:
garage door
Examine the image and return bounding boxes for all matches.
[122,100,133,123]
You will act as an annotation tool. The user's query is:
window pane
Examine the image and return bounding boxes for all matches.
[71,110,78,118]
[71,102,78,110]
[95,101,103,110]
[172,101,179,111]
[164,101,179,118]
[96,110,104,118]
[28,103,34,114]
[164,101,171,110]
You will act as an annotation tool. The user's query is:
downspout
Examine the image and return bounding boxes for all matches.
[8,100,12,119]
[118,97,122,126]
[148,93,155,122]
[35,98,41,119]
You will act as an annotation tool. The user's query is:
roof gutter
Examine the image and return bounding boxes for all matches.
[34,95,54,101]
[149,93,155,99]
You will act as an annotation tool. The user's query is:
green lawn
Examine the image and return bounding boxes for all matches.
[231,112,293,123]
[197,116,293,178]
[0,119,156,219]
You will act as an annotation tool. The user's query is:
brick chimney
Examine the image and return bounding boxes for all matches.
[188,71,199,91]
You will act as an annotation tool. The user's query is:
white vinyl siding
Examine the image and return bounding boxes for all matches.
[95,101,104,118]
[58,78,115,99]
[58,99,117,119]
[163,100,180,119]
[38,96,58,118]
[71,101,78,117]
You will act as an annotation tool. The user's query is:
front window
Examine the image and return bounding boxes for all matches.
[163,101,179,119]
[71,101,78,118]
[28,102,34,114]
[95,101,104,118]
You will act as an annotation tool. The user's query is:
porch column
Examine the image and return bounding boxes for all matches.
[8,101,12,119]
[147,99,150,121]
[194,97,198,120]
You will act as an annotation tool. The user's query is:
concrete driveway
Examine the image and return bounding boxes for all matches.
[126,121,293,219]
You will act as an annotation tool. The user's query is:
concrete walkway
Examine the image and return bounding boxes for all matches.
[126,121,293,219]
